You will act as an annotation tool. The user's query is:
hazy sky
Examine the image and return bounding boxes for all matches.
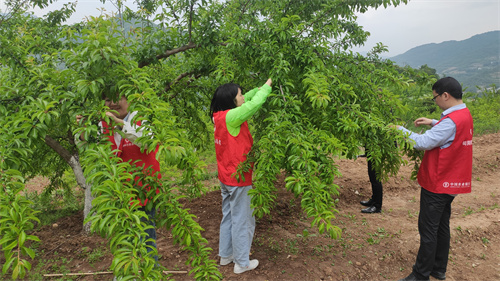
[354,0,500,57]
[2,0,499,57]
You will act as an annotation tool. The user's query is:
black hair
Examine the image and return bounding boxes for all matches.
[101,91,121,102]
[209,83,241,119]
[432,77,462,99]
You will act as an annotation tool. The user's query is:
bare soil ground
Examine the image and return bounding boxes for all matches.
[5,133,500,281]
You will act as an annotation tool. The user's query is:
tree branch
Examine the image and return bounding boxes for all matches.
[164,71,194,92]
[298,7,335,37]
[165,0,181,26]
[44,135,73,164]
[0,0,30,26]
[156,41,198,60]
[188,0,194,42]
[165,73,202,99]
[139,41,198,68]
[45,135,89,190]
[237,0,253,26]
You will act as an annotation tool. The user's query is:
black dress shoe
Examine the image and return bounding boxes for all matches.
[361,206,381,213]
[360,199,374,207]
[398,272,429,281]
[430,271,446,280]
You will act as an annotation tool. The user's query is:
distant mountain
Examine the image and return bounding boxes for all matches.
[390,31,500,91]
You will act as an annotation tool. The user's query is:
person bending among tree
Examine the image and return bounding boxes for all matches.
[395,77,473,281]
[76,94,161,264]
[209,78,272,274]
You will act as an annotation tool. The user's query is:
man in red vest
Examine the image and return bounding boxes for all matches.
[395,77,473,281]
[77,94,161,265]
[102,95,161,265]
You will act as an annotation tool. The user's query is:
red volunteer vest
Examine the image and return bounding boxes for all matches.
[213,110,253,186]
[417,108,473,194]
[102,120,161,206]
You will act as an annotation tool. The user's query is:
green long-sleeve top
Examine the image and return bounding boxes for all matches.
[225,84,272,136]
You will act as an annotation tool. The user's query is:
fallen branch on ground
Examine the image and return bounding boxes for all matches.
[43,270,188,277]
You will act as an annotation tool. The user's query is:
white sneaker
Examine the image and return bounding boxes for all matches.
[234,259,259,274]
[220,256,233,265]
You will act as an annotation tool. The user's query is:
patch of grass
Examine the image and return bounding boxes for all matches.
[407,210,419,218]
[463,206,475,216]
[449,255,456,265]
[341,213,357,223]
[29,253,74,281]
[313,245,325,256]
[25,170,84,226]
[87,247,107,265]
[267,237,282,253]
[481,237,490,245]
[296,229,316,242]
[254,236,263,247]
[366,228,387,245]
[285,238,299,254]
[462,204,498,217]
[381,251,394,261]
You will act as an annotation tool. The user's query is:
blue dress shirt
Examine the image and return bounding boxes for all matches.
[398,104,467,150]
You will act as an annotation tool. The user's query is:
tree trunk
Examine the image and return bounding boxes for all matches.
[69,155,94,234]
[45,135,93,234]
[82,182,93,233]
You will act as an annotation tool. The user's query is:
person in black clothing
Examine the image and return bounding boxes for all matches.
[359,149,383,213]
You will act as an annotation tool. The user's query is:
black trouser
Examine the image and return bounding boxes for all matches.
[367,158,383,209]
[413,187,455,279]
[139,206,158,263]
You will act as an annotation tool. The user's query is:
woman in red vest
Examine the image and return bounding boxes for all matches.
[396,77,473,281]
[209,78,272,274]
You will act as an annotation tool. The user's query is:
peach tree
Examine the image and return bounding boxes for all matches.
[0,0,424,279]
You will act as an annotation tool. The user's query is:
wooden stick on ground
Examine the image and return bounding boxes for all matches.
[43,270,188,277]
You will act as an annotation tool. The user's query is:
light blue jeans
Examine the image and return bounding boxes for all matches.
[218,182,256,267]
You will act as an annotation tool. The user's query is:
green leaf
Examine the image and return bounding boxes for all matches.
[2,256,16,274]
[18,231,26,248]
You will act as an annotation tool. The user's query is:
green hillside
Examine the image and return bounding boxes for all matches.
[390,30,500,91]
